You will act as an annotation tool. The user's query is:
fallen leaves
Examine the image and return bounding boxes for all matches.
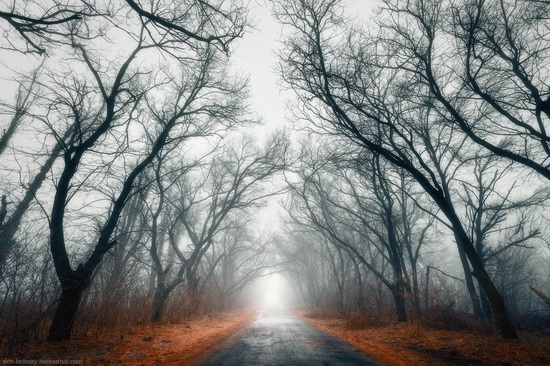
[295,309,550,366]
[2,309,257,366]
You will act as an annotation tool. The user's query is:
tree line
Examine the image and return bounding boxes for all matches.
[1,0,550,349]
[0,0,289,347]
[273,0,550,340]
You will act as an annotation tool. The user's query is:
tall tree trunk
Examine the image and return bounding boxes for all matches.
[333,247,345,312]
[478,286,492,318]
[404,164,517,337]
[151,274,183,322]
[425,266,430,311]
[152,287,169,322]
[146,270,157,299]
[186,268,200,315]
[408,265,422,322]
[47,284,86,341]
[455,240,484,318]
[448,212,517,338]
[473,268,514,337]
[386,211,408,322]
[336,282,344,312]
[391,285,408,322]
[352,257,365,312]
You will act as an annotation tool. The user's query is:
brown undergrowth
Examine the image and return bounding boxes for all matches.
[1,308,256,365]
[294,308,550,366]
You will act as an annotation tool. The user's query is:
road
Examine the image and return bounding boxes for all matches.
[196,307,380,366]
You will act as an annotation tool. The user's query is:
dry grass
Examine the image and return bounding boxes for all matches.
[5,307,548,365]
[295,308,550,366]
[1,308,257,365]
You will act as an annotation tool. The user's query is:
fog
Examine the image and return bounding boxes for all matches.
[0,0,549,355]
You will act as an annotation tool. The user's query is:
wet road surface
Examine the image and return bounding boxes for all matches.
[197,307,380,366]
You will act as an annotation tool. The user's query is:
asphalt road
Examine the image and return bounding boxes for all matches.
[196,307,380,366]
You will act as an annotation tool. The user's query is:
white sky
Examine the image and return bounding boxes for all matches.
[230,0,379,133]
[231,2,287,132]
[230,0,379,227]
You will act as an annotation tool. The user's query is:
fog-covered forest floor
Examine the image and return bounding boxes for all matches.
[296,308,550,366]
[1,309,256,365]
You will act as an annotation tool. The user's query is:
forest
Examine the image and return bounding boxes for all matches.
[0,0,550,363]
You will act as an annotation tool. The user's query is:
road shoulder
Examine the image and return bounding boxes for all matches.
[293,308,550,366]
[3,308,257,365]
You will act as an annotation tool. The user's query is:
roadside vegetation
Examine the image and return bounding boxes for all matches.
[1,0,550,362]
[297,308,550,365]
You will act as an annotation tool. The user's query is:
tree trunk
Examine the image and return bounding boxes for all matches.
[530,286,550,307]
[336,282,345,312]
[0,137,64,268]
[474,269,515,337]
[352,259,365,312]
[479,285,492,319]
[47,287,85,341]
[452,222,517,338]
[146,270,157,299]
[456,240,484,318]
[426,190,517,338]
[386,212,408,322]
[186,268,201,315]
[409,267,422,322]
[425,266,430,311]
[152,288,169,322]
[391,286,408,322]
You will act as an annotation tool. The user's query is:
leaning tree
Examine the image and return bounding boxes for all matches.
[273,0,518,338]
[35,0,250,341]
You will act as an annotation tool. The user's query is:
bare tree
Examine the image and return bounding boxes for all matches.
[373,2,550,314]
[39,0,250,338]
[142,155,203,322]
[439,0,550,179]
[0,69,44,265]
[176,132,289,305]
[0,0,249,55]
[143,132,289,321]
[273,0,518,338]
[393,172,435,320]
[203,222,275,310]
[457,152,548,316]
[276,230,335,308]
[285,142,434,321]
[0,0,85,54]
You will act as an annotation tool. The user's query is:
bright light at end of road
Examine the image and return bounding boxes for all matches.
[262,273,284,308]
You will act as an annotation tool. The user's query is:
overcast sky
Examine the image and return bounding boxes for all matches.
[0,1,377,126]
[230,0,378,133]
[229,0,378,228]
